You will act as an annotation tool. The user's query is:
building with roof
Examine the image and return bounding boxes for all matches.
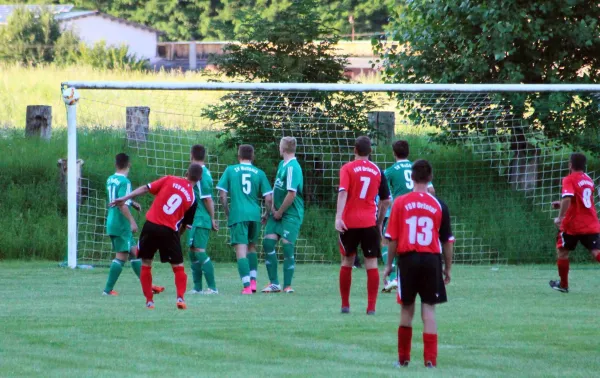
[0,4,162,62]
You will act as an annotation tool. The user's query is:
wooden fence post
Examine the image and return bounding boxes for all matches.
[368,111,395,144]
[57,158,85,204]
[189,41,197,70]
[126,106,150,145]
[25,105,52,140]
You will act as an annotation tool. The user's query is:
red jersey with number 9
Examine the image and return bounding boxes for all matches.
[560,172,600,235]
[145,176,196,231]
[339,159,390,228]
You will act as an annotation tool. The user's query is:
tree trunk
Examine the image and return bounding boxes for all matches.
[368,111,395,145]
[25,105,52,140]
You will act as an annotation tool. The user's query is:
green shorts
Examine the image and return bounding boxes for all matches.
[188,226,210,250]
[265,216,302,244]
[229,221,260,246]
[110,234,134,253]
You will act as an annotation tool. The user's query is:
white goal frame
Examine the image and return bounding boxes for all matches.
[62,81,600,268]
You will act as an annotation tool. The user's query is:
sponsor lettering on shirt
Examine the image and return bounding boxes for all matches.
[172,183,192,201]
[404,201,438,214]
[353,166,379,175]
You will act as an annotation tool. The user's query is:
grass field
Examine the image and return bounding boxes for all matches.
[1,262,599,377]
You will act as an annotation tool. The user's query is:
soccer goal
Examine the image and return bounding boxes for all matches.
[61,82,600,268]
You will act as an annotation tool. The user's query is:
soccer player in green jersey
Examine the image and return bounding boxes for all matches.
[103,153,164,296]
[216,145,273,294]
[261,137,304,293]
[187,144,219,295]
[382,141,435,293]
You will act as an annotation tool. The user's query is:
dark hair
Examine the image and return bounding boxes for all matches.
[412,159,433,183]
[354,136,371,157]
[570,153,586,171]
[187,163,203,182]
[115,153,129,170]
[238,144,254,161]
[392,140,409,159]
[191,144,206,161]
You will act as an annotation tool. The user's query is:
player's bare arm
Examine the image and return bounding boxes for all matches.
[203,197,219,231]
[335,190,348,232]
[442,241,454,285]
[109,185,149,207]
[383,239,398,279]
[273,190,296,220]
[376,198,391,229]
[555,197,572,228]
[117,202,138,233]
[218,190,229,219]
[263,193,274,222]
[131,201,142,212]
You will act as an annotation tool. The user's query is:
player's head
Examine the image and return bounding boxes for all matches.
[115,153,130,170]
[186,163,203,183]
[190,144,206,162]
[280,136,297,156]
[354,136,371,157]
[570,153,586,172]
[238,144,254,162]
[392,140,409,159]
[412,159,433,184]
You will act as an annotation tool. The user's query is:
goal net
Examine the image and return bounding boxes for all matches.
[63,82,600,268]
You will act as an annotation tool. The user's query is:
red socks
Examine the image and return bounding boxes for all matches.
[140,265,153,302]
[423,333,438,367]
[397,326,412,363]
[173,265,187,299]
[557,259,569,288]
[339,266,352,308]
[366,268,379,313]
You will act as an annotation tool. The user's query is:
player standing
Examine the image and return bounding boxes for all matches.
[262,137,304,293]
[217,145,273,294]
[187,145,219,295]
[384,159,454,368]
[382,141,435,292]
[109,164,202,309]
[550,153,600,293]
[335,136,391,314]
[103,153,164,296]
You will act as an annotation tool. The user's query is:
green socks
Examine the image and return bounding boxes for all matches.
[104,258,124,293]
[248,251,258,282]
[237,257,251,288]
[283,243,295,288]
[196,251,216,291]
[130,258,141,279]
[263,238,279,285]
[189,251,203,291]
[389,259,397,281]
[382,245,389,265]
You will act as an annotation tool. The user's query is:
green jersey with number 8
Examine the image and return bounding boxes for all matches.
[216,163,273,226]
[106,173,132,236]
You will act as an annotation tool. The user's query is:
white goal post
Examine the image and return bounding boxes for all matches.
[62,82,600,268]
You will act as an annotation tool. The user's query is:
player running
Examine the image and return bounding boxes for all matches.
[382,140,435,293]
[187,145,219,295]
[109,164,202,310]
[262,137,304,294]
[217,145,273,294]
[550,153,600,293]
[336,136,391,315]
[103,153,164,296]
[384,159,454,368]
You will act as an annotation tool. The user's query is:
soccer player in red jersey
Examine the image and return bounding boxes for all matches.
[384,160,454,368]
[109,164,202,310]
[550,153,600,293]
[335,136,391,315]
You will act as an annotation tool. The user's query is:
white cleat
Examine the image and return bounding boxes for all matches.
[187,289,203,294]
[261,283,282,293]
[201,288,219,295]
[382,279,398,293]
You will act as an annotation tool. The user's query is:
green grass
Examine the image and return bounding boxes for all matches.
[1,262,599,377]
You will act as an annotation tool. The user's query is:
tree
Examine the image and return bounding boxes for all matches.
[204,0,377,204]
[375,0,600,153]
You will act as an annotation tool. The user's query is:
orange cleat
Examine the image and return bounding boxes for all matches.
[152,285,165,294]
[103,290,118,296]
[283,286,295,293]
[176,298,187,310]
[241,287,253,295]
[250,280,257,293]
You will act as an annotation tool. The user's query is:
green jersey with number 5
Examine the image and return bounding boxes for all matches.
[216,163,273,226]
[106,173,132,236]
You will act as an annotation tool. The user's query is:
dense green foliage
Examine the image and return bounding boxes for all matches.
[376,0,600,153]
[3,0,391,41]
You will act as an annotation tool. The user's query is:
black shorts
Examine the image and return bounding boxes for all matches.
[396,252,447,306]
[138,221,183,264]
[557,232,600,251]
[338,227,381,258]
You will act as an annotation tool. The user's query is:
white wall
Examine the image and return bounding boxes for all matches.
[60,15,157,61]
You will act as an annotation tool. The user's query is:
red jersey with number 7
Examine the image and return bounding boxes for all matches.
[560,172,600,235]
[145,176,197,231]
[385,192,455,254]
[338,159,390,228]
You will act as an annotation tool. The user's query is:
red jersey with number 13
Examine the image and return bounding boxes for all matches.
[339,159,390,228]
[145,176,196,231]
[560,172,600,235]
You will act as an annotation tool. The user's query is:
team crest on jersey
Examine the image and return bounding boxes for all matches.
[274,178,284,189]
